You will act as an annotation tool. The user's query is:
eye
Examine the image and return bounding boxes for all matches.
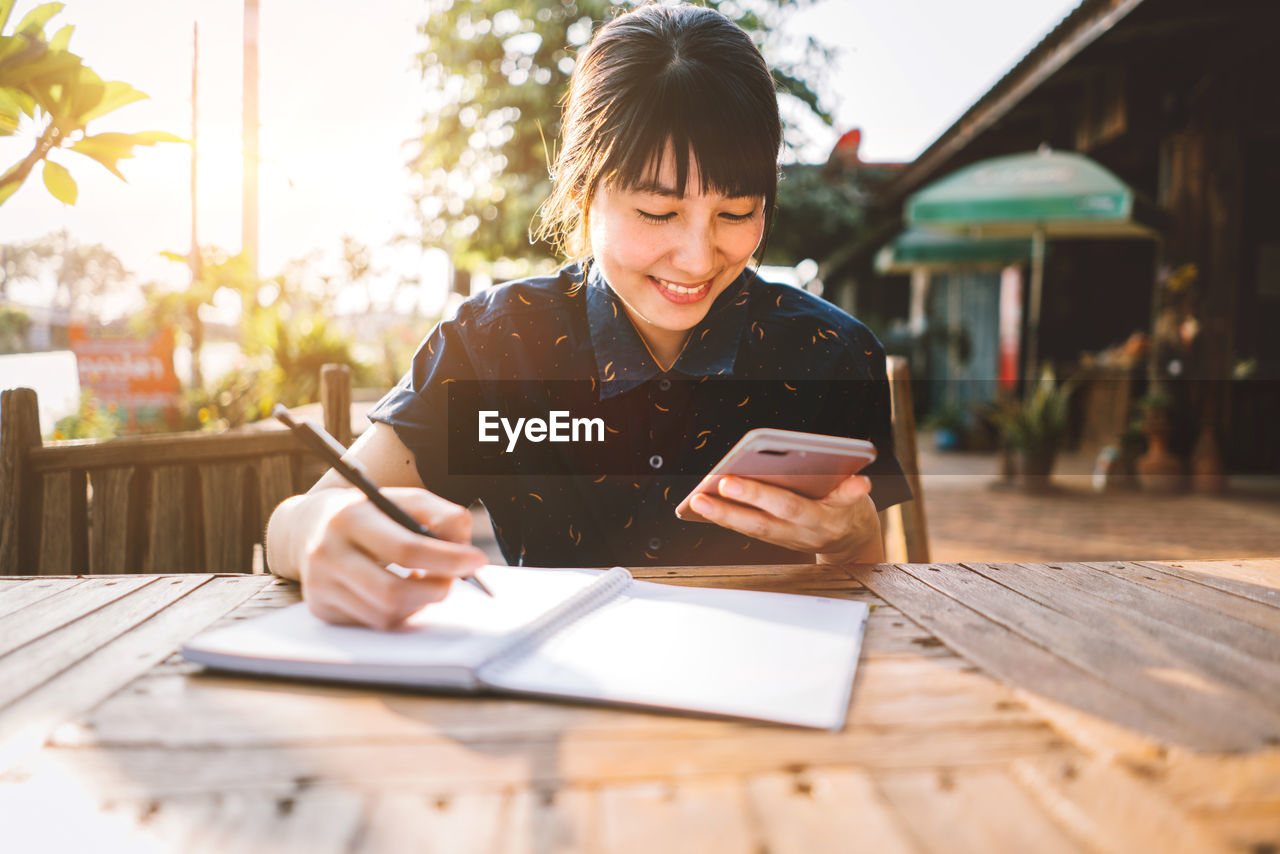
[720,211,757,222]
[636,209,676,223]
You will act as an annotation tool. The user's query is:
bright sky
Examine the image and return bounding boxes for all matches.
[0,0,1080,317]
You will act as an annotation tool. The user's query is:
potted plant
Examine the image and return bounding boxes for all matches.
[994,366,1076,491]
[1135,390,1184,492]
[923,401,968,451]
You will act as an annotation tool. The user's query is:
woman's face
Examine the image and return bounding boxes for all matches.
[587,145,766,367]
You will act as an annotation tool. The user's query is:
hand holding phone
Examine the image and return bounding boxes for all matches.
[675,428,876,523]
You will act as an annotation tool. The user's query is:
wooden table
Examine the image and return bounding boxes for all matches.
[1,560,1277,852]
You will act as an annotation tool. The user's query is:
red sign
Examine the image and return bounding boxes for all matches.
[68,323,181,431]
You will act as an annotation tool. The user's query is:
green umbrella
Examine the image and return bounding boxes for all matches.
[874,226,1030,274]
[905,148,1162,380]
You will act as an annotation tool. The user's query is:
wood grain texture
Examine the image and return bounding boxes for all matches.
[597,778,756,854]
[0,575,269,773]
[747,769,921,854]
[0,387,42,575]
[886,355,930,564]
[0,577,85,620]
[876,768,1088,854]
[321,363,353,449]
[146,465,196,573]
[28,429,306,473]
[198,462,252,573]
[37,468,88,575]
[89,467,142,574]
[848,563,1234,750]
[1136,559,1280,610]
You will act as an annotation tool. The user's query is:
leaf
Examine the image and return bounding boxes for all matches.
[130,130,187,145]
[78,79,146,124]
[14,2,62,37]
[0,86,21,134]
[69,133,132,179]
[0,0,15,34]
[48,22,71,51]
[42,158,75,204]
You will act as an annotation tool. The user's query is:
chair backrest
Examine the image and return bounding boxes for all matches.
[880,355,931,563]
[0,365,351,576]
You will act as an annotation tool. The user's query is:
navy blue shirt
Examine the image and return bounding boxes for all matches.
[368,261,910,567]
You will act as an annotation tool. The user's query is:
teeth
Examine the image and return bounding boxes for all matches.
[655,277,708,295]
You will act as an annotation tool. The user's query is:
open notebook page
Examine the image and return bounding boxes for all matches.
[479,579,868,730]
[182,566,606,688]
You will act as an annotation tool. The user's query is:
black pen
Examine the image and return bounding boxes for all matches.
[273,405,493,597]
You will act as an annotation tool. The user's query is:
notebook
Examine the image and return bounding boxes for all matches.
[181,565,869,730]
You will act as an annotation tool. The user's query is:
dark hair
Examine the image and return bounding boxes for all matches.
[534,3,782,259]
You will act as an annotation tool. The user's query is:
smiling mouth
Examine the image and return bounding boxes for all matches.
[650,276,713,296]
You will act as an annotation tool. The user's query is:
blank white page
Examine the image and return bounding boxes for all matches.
[182,566,606,686]
[480,579,868,730]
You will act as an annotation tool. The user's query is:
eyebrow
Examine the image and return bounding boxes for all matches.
[629,181,760,202]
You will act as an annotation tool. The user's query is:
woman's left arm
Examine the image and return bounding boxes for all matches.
[688,473,885,564]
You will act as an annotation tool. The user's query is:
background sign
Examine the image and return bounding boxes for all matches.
[68,324,181,431]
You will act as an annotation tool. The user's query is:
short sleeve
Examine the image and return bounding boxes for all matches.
[365,317,483,508]
[826,337,914,513]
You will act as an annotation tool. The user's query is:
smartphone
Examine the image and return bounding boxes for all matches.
[675,428,877,523]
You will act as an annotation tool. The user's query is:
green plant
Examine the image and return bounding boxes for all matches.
[994,366,1077,453]
[50,391,121,440]
[923,401,968,434]
[0,1,185,206]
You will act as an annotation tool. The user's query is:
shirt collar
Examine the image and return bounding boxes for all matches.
[585,261,752,400]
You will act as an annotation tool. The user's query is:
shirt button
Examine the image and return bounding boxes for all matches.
[648,537,662,551]
[658,378,672,391]
[649,454,663,470]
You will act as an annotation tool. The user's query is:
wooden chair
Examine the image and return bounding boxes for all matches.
[879,355,931,563]
[0,364,352,576]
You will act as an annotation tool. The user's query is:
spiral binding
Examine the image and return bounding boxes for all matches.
[478,566,633,677]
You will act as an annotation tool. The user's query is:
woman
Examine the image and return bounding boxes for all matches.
[266,3,910,628]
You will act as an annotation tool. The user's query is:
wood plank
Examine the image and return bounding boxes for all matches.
[597,778,756,854]
[199,462,252,573]
[0,575,155,658]
[89,467,142,574]
[848,564,1235,751]
[37,469,87,575]
[500,787,598,854]
[898,562,1280,747]
[29,428,306,473]
[1137,559,1280,609]
[887,355,930,563]
[747,768,922,854]
[146,465,197,573]
[963,561,1280,692]
[0,387,42,575]
[0,577,86,620]
[256,453,298,548]
[0,575,268,773]
[361,790,508,854]
[875,768,1088,854]
[9,724,1071,796]
[1011,754,1237,854]
[1081,560,1280,638]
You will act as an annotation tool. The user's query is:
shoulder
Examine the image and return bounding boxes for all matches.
[454,263,585,330]
[745,269,884,357]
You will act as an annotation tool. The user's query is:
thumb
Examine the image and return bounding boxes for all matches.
[384,487,474,544]
[822,474,872,507]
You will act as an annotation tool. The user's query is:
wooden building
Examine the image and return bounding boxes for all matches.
[842,0,1280,473]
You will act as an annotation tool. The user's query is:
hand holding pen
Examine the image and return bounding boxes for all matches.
[274,406,494,600]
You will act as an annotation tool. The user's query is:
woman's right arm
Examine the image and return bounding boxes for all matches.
[265,421,488,628]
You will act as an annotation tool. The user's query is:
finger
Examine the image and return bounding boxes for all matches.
[335,551,453,628]
[819,474,873,507]
[717,476,812,522]
[328,501,487,577]
[691,491,800,546]
[382,488,473,544]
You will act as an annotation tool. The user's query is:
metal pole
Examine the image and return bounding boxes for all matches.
[190,22,199,287]
[242,0,259,277]
[1025,228,1046,384]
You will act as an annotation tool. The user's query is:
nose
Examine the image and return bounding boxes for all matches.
[669,220,716,282]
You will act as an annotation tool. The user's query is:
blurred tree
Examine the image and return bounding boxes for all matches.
[412,0,834,274]
[0,1,183,206]
[763,163,865,266]
[1,230,132,316]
